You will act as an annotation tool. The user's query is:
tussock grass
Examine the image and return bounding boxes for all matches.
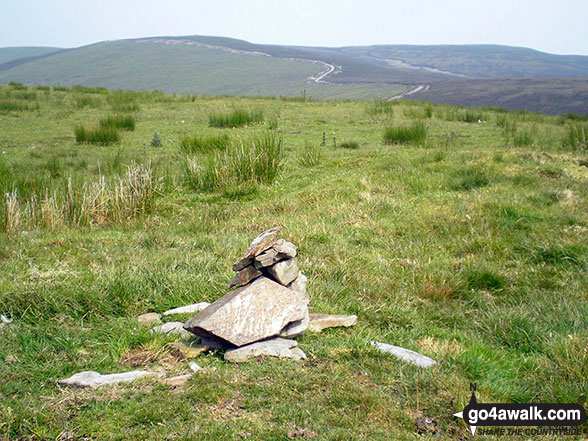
[74,125,120,145]
[185,131,282,192]
[340,141,359,149]
[383,122,427,144]
[179,133,230,154]
[99,114,136,131]
[562,123,588,151]
[75,95,104,109]
[0,99,39,112]
[2,162,157,232]
[208,108,263,128]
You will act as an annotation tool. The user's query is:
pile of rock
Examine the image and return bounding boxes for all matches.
[183,226,322,362]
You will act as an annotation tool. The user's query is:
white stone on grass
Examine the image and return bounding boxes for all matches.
[151,322,192,339]
[162,303,211,316]
[58,370,163,388]
[371,341,436,368]
[308,314,357,332]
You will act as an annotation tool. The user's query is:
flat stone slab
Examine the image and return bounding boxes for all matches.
[233,226,282,270]
[162,374,192,387]
[184,276,309,347]
[162,303,210,316]
[137,312,161,325]
[227,265,262,289]
[151,322,192,339]
[224,337,307,362]
[58,370,163,388]
[254,239,297,268]
[308,314,357,332]
[265,258,299,286]
[371,341,436,368]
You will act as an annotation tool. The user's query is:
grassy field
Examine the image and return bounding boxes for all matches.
[0,84,587,440]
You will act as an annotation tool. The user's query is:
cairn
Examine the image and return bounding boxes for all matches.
[183,226,312,361]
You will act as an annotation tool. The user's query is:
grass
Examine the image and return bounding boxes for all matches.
[99,114,136,131]
[179,133,230,154]
[74,125,121,145]
[208,108,263,128]
[383,121,427,144]
[0,85,587,440]
[562,123,588,151]
[339,140,359,149]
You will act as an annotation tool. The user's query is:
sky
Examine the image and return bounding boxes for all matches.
[1,0,587,55]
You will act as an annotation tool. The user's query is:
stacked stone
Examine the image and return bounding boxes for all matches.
[183,227,311,361]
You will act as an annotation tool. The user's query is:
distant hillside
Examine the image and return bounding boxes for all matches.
[340,44,588,79]
[0,35,587,113]
[406,78,588,115]
[0,46,61,65]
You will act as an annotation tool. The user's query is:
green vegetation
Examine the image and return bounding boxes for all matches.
[383,121,427,144]
[562,123,588,151]
[180,133,230,154]
[208,108,264,128]
[339,140,359,149]
[74,125,121,145]
[0,85,587,440]
[99,113,136,131]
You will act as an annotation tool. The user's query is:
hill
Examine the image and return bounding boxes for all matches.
[0,46,62,65]
[0,35,587,113]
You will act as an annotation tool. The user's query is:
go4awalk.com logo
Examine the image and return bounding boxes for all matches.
[453,384,587,436]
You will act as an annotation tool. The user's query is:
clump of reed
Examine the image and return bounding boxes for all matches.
[383,122,427,144]
[2,162,157,233]
[179,134,230,154]
[208,108,263,128]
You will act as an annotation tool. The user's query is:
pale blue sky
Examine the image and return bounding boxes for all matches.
[1,0,587,55]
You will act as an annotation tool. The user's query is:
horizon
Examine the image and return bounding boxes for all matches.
[1,0,588,56]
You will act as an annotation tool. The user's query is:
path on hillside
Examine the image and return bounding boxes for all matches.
[135,38,341,84]
[388,84,430,101]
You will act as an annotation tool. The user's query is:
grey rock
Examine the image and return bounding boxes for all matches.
[253,239,297,268]
[58,370,163,388]
[227,265,262,289]
[184,276,309,347]
[371,341,436,368]
[265,258,299,286]
[232,226,282,271]
[224,337,307,362]
[162,374,192,387]
[287,273,307,296]
[279,307,309,338]
[137,312,161,325]
[151,322,192,339]
[308,314,357,332]
[272,239,297,258]
[163,303,211,316]
[189,361,203,372]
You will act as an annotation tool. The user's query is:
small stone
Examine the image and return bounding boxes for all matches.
[4,355,16,364]
[162,303,211,316]
[151,322,192,339]
[254,248,279,268]
[227,265,262,289]
[287,274,307,296]
[224,337,307,362]
[184,277,309,347]
[279,308,309,338]
[265,258,299,286]
[189,361,203,372]
[58,370,163,388]
[162,374,192,387]
[232,226,282,270]
[371,341,436,368]
[167,341,209,359]
[287,427,318,439]
[272,239,297,258]
[0,314,12,331]
[308,314,357,332]
[137,312,161,325]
